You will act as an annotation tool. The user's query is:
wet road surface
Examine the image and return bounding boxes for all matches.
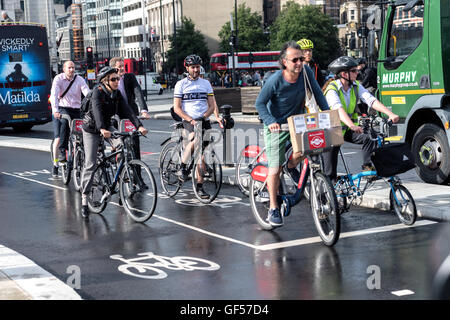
[0,144,444,301]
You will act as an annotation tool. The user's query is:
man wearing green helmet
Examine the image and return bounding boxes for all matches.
[297,38,325,88]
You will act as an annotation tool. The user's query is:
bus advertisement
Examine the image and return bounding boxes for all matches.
[0,23,52,132]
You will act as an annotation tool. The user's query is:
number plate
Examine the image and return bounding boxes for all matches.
[13,114,29,119]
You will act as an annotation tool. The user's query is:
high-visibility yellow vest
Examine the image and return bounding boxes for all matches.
[324,80,360,134]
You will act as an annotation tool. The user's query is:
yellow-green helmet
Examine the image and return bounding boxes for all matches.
[297,38,314,50]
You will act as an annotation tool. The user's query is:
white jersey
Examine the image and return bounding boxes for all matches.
[174,77,214,119]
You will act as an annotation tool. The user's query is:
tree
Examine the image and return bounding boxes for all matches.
[269,2,342,66]
[218,3,268,53]
[165,17,209,74]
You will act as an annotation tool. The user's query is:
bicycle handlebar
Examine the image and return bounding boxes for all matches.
[358,114,392,141]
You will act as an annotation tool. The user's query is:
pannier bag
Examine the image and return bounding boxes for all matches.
[370,142,416,177]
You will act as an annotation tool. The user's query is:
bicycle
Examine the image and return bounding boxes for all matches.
[159,118,223,204]
[50,116,84,191]
[248,124,340,247]
[86,129,157,223]
[333,114,417,225]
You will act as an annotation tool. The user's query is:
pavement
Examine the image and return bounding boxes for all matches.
[1,92,450,299]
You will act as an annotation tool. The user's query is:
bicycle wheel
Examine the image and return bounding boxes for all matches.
[235,153,256,197]
[249,178,273,230]
[192,150,222,204]
[87,165,109,214]
[159,143,182,197]
[390,184,417,225]
[50,138,55,164]
[120,159,157,223]
[61,143,72,185]
[72,147,84,192]
[310,171,340,246]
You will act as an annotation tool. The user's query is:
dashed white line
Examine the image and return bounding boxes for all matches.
[391,289,415,296]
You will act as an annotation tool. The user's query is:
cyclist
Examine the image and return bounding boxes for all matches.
[109,57,150,163]
[255,41,330,227]
[322,56,399,183]
[50,60,90,177]
[297,38,325,88]
[173,54,221,199]
[80,66,148,219]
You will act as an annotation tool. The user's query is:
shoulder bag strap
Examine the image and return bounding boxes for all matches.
[59,74,77,100]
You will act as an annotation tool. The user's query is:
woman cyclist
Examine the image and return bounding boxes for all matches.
[80,66,148,219]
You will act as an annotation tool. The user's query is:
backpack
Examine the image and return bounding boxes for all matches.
[80,84,99,118]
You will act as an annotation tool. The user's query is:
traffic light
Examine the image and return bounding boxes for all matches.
[138,58,144,75]
[86,47,94,69]
[249,52,254,66]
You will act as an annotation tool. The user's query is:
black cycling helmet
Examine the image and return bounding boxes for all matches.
[328,56,358,75]
[357,57,367,65]
[97,66,118,82]
[184,54,203,67]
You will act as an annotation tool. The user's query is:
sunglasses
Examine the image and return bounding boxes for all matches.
[109,77,120,82]
[286,56,305,63]
[349,69,359,73]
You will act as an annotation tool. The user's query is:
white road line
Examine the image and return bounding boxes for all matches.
[1,171,439,251]
[149,129,172,134]
[391,289,415,296]
[255,220,437,251]
[1,172,68,191]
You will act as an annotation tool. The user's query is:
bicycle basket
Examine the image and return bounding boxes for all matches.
[370,143,416,177]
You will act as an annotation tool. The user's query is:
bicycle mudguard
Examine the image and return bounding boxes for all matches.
[250,164,268,182]
[241,145,262,158]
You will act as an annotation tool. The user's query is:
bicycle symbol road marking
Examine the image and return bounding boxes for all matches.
[110,252,220,280]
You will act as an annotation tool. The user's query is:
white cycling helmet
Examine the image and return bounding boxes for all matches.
[200,66,205,75]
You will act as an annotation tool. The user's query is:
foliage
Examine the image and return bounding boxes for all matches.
[218,3,268,53]
[165,17,209,74]
[269,1,342,66]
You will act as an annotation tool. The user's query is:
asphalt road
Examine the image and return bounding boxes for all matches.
[0,119,446,304]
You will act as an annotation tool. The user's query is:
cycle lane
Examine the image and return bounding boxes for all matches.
[0,146,444,300]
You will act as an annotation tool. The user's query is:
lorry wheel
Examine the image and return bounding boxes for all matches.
[412,123,450,184]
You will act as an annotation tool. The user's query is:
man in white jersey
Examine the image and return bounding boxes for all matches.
[173,54,218,199]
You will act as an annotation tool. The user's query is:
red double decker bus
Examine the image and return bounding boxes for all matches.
[210,51,280,72]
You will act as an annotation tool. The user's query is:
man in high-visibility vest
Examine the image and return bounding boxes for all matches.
[322,56,399,182]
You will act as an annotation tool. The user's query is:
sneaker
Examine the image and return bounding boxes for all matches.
[196,187,210,199]
[81,205,89,219]
[267,208,283,227]
[256,190,270,203]
[52,165,59,178]
[176,168,189,181]
[285,165,300,184]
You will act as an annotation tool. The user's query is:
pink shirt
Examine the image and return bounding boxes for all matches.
[50,73,90,113]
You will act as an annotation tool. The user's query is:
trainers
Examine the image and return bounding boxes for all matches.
[196,187,210,200]
[81,205,89,219]
[285,165,300,184]
[176,168,189,181]
[256,190,270,203]
[52,165,59,178]
[267,208,283,227]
